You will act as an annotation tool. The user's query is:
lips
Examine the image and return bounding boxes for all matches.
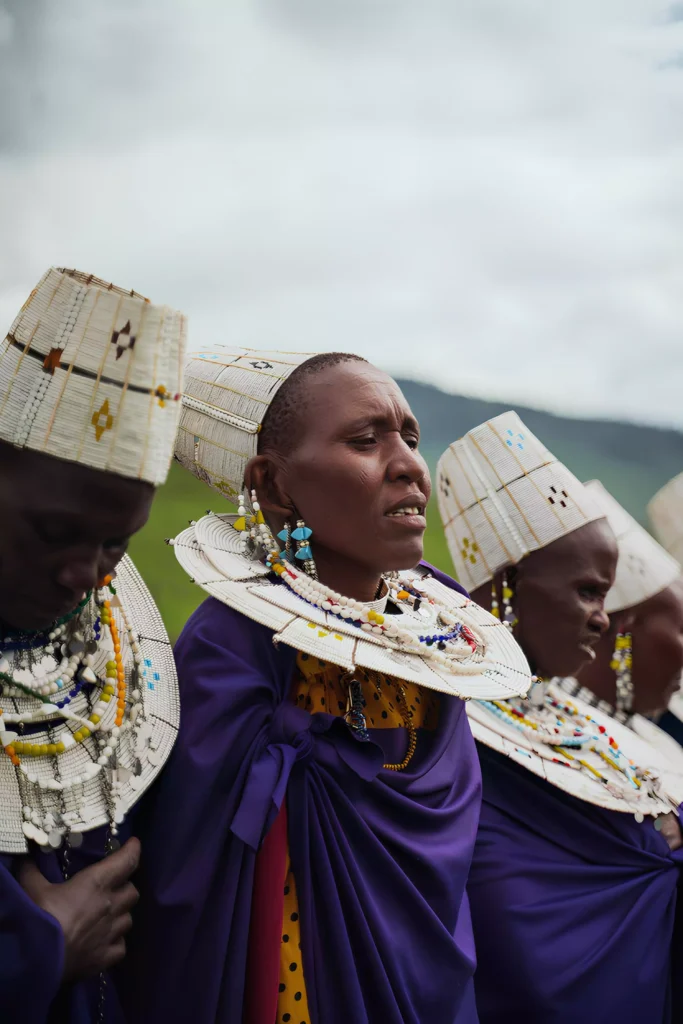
[386,506,423,518]
[578,635,600,660]
[385,494,427,518]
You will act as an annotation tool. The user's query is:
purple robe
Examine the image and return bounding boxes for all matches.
[122,565,481,1023]
[0,829,126,1024]
[469,744,683,1023]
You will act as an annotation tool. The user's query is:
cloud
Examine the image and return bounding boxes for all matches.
[1,0,683,427]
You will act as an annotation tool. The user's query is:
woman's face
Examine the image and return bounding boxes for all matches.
[630,578,683,716]
[253,361,431,596]
[513,519,618,679]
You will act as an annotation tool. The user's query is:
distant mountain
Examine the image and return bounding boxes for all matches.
[395,379,683,524]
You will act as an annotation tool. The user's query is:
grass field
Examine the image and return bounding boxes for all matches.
[128,464,455,642]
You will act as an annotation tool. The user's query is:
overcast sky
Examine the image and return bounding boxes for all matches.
[1,0,682,426]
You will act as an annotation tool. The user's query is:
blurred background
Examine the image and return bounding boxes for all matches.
[1,0,683,638]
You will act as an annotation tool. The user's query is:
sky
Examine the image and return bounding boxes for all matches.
[1,0,682,427]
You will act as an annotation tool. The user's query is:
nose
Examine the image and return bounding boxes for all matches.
[589,606,611,636]
[54,549,102,596]
[386,437,428,488]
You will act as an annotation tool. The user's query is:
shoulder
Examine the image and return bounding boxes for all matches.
[419,560,469,599]
[173,597,297,704]
[175,597,273,659]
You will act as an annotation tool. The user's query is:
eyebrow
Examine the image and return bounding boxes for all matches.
[342,413,420,435]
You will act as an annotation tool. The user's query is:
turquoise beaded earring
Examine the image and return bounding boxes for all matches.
[292,518,317,579]
[277,521,293,562]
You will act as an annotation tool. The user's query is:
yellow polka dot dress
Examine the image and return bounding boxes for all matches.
[275,653,440,1023]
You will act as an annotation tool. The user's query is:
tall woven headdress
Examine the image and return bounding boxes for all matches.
[585,480,680,613]
[0,268,186,485]
[649,473,683,567]
[175,345,318,502]
[436,411,606,591]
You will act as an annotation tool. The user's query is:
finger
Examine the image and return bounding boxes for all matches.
[110,881,139,915]
[102,937,128,971]
[109,912,134,942]
[17,858,50,900]
[91,837,141,889]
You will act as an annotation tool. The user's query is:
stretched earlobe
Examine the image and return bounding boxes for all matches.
[244,454,292,518]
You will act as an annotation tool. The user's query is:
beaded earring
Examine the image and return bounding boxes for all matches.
[501,572,515,631]
[491,580,500,620]
[277,521,293,562]
[233,490,277,560]
[292,518,318,579]
[491,573,515,632]
[611,630,633,717]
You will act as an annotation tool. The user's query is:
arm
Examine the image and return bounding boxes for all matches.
[0,857,65,1019]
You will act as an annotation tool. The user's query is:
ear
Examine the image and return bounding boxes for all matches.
[471,565,517,612]
[614,607,636,633]
[244,454,293,518]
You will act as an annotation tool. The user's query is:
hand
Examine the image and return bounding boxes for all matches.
[658,812,683,852]
[18,837,141,982]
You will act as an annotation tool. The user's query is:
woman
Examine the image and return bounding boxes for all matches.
[124,348,531,1024]
[0,267,185,1022]
[649,475,683,743]
[570,480,683,773]
[437,412,683,1023]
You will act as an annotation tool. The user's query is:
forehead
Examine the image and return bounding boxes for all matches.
[529,519,618,577]
[303,361,413,426]
[2,447,151,516]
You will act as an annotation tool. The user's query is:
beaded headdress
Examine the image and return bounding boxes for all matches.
[648,473,683,567]
[584,480,680,614]
[175,346,318,504]
[436,411,606,591]
[0,268,186,485]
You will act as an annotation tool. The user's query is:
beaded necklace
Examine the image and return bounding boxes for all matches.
[0,594,91,652]
[478,682,670,813]
[266,549,480,672]
[343,672,417,772]
[0,576,148,849]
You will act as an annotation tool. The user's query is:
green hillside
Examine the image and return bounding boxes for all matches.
[129,382,683,641]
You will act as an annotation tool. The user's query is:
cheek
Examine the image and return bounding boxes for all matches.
[288,459,379,540]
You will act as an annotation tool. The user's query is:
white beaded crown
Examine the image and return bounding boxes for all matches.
[648,473,683,567]
[175,345,318,503]
[436,411,606,591]
[0,268,187,486]
[585,480,680,614]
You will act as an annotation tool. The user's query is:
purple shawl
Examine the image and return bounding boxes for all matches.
[470,745,683,1023]
[122,565,481,1024]
[0,829,126,1024]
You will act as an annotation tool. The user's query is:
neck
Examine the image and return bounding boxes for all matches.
[312,547,383,603]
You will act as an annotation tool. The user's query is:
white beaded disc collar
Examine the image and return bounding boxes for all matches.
[468,679,683,818]
[0,556,179,854]
[171,513,532,701]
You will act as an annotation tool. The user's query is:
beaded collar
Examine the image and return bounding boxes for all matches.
[468,679,683,820]
[170,512,533,702]
[556,676,630,724]
[558,676,683,775]
[0,557,179,854]
[0,594,91,653]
